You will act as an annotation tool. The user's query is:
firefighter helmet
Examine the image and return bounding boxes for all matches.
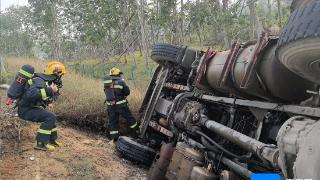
[44,61,67,76]
[109,67,123,76]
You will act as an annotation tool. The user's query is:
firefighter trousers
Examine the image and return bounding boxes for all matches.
[18,107,58,144]
[107,103,137,141]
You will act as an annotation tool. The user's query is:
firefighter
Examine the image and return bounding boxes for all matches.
[17,61,66,151]
[104,67,138,142]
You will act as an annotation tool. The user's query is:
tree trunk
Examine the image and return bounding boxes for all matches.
[222,0,230,48]
[179,0,184,46]
[248,0,257,40]
[136,0,149,67]
[197,22,203,46]
[277,0,282,26]
[156,0,160,42]
[49,2,60,60]
[267,0,272,17]
[150,22,156,45]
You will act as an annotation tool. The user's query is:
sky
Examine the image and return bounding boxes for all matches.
[0,0,28,11]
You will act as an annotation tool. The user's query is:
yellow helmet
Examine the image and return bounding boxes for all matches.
[109,67,123,76]
[44,61,67,76]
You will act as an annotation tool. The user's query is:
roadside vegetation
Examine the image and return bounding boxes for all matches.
[2,56,153,127]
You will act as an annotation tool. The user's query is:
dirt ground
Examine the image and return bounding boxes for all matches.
[0,89,147,180]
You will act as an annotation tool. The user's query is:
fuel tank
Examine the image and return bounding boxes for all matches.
[205,40,314,103]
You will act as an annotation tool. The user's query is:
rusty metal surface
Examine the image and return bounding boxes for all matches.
[220,170,237,180]
[166,143,205,180]
[166,142,190,180]
[176,148,204,180]
[163,82,190,91]
[218,39,241,88]
[158,143,175,169]
[233,43,275,100]
[158,117,169,127]
[195,48,217,91]
[205,36,314,102]
[148,143,175,180]
[201,95,320,118]
[149,121,174,138]
[190,166,218,180]
[240,32,269,88]
[206,50,241,95]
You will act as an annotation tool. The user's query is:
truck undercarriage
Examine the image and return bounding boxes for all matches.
[116,1,320,179]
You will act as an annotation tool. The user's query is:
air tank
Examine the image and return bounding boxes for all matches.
[206,41,315,103]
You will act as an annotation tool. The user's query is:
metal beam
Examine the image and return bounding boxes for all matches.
[201,119,279,167]
[201,95,320,118]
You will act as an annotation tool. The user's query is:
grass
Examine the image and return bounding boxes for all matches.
[2,57,150,121]
[68,159,96,180]
[66,51,157,82]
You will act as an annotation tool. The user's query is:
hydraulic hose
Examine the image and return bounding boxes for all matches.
[208,151,254,179]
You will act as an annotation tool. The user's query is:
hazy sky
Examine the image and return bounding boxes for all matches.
[0,0,28,10]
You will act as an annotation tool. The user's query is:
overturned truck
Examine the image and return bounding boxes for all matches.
[117,1,320,180]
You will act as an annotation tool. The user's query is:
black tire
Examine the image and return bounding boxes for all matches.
[290,0,314,12]
[117,136,157,166]
[276,1,320,84]
[180,48,197,70]
[151,44,184,65]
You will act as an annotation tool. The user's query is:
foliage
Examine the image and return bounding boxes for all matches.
[0,0,291,60]
[0,6,33,56]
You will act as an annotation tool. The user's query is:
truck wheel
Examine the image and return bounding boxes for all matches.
[151,44,184,65]
[276,1,320,84]
[117,136,157,166]
[180,48,197,70]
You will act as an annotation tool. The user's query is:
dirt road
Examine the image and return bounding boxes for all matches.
[0,90,147,180]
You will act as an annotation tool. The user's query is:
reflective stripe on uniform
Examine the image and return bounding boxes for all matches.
[104,80,112,84]
[51,128,57,132]
[19,69,33,78]
[113,85,123,89]
[130,122,137,129]
[110,131,119,135]
[106,99,127,105]
[106,102,112,105]
[38,129,51,135]
[28,79,33,85]
[40,88,48,100]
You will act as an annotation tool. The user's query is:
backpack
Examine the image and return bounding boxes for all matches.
[7,64,35,101]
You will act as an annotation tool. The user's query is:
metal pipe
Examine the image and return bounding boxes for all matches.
[201,117,279,167]
[208,152,253,179]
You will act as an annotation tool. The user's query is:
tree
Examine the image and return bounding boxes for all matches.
[28,0,62,59]
[136,0,149,67]
[0,6,33,56]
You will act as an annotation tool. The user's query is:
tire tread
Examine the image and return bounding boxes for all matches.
[277,1,320,50]
[117,136,156,166]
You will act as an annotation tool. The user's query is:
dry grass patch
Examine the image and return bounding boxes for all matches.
[3,57,147,124]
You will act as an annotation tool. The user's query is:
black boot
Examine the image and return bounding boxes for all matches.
[129,126,139,139]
